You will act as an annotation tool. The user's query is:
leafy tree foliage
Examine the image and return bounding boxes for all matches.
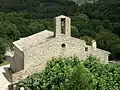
[78,0,120,60]
[18,57,93,90]
[80,36,93,45]
[84,56,120,90]
[0,0,79,18]
[17,57,120,90]
[0,0,120,63]
[0,38,5,63]
[28,22,45,35]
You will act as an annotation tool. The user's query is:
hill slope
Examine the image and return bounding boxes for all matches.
[0,0,79,18]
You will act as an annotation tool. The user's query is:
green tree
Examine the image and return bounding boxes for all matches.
[6,23,20,40]
[80,36,93,45]
[95,31,120,51]
[18,57,93,90]
[103,19,112,30]
[0,37,6,63]
[113,22,120,37]
[71,25,80,38]
[64,64,93,90]
[84,56,120,90]
[88,19,102,33]
[28,21,45,35]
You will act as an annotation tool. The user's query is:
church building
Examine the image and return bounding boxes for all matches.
[9,15,110,83]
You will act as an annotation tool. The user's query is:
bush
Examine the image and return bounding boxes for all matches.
[84,56,120,90]
[17,56,120,90]
[0,37,6,63]
[18,57,93,90]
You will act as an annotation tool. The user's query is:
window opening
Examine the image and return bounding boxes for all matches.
[61,44,66,48]
[85,47,88,51]
[61,18,66,34]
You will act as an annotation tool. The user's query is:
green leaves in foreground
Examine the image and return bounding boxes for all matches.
[18,56,120,90]
[18,57,93,90]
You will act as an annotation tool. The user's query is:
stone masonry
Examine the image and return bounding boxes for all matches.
[9,15,110,84]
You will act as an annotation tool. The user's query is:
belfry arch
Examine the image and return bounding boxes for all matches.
[55,15,71,37]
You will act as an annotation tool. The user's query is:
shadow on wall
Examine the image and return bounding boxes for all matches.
[2,67,12,83]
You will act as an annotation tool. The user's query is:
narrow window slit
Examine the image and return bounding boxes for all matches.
[85,47,88,51]
[61,18,66,34]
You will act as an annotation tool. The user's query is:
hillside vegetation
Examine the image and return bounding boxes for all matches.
[0,0,120,63]
[0,0,78,18]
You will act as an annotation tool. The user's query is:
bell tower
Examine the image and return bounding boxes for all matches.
[55,15,71,37]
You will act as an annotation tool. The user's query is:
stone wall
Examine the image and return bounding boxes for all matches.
[23,36,86,71]
[11,46,24,73]
[12,36,109,83]
[85,45,109,63]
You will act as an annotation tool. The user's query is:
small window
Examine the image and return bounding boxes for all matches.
[85,47,88,51]
[61,44,66,48]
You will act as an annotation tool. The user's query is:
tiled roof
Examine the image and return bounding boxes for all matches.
[13,30,54,51]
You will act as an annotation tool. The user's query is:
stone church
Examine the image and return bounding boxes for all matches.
[9,15,110,84]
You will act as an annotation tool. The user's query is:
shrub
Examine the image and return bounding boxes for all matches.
[84,56,120,90]
[18,57,93,90]
[17,56,120,90]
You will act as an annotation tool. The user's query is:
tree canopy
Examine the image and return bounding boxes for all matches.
[17,57,120,90]
[0,0,120,63]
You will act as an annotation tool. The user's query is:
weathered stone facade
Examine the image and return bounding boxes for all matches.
[10,15,110,84]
